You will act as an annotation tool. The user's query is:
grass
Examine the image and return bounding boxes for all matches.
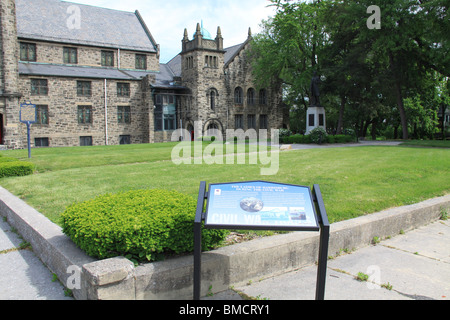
[0,143,449,226]
[401,140,450,148]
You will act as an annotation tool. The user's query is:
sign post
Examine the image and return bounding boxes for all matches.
[19,102,37,158]
[194,181,330,300]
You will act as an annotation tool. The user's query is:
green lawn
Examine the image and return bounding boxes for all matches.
[0,143,449,226]
[400,140,450,148]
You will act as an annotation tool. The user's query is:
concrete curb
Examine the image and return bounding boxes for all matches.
[0,185,448,300]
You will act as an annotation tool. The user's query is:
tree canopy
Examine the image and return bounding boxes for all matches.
[250,0,449,139]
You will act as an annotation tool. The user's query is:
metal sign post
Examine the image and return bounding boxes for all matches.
[194,181,330,300]
[19,102,37,158]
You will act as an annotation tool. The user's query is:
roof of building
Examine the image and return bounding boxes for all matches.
[18,62,153,80]
[16,0,158,53]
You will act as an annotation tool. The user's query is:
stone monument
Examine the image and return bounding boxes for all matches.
[306,72,326,134]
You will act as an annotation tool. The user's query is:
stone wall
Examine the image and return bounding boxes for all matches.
[16,75,152,147]
[18,40,159,72]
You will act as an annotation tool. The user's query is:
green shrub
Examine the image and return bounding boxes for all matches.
[308,127,328,144]
[0,160,34,178]
[61,189,229,262]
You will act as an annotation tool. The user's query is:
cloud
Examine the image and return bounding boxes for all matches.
[67,0,275,63]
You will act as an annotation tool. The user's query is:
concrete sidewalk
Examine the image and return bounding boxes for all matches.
[209,219,450,300]
[0,217,72,300]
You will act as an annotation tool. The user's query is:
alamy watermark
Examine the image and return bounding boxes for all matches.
[66,5,81,30]
[170,122,280,176]
[367,5,381,30]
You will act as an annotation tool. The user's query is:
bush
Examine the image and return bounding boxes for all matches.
[61,189,229,262]
[0,158,34,178]
[308,127,328,144]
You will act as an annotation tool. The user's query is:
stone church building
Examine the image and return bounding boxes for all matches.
[0,0,288,149]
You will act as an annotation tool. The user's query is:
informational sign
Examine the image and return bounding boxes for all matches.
[20,103,37,124]
[20,102,36,158]
[205,181,319,231]
[194,181,330,301]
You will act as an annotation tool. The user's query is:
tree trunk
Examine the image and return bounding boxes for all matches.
[336,96,346,135]
[389,52,409,140]
[394,80,409,140]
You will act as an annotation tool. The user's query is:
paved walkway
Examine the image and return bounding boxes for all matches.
[208,219,450,300]
[0,217,72,300]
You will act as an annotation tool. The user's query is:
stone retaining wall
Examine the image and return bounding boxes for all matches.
[0,186,448,300]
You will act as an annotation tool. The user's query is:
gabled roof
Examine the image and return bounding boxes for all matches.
[16,0,158,53]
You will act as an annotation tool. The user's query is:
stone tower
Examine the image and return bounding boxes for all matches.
[180,23,227,136]
[0,0,21,148]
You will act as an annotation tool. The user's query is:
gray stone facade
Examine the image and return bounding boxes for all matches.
[0,0,288,149]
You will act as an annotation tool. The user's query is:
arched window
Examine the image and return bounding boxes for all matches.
[210,90,216,110]
[247,88,255,105]
[208,88,218,110]
[234,87,243,104]
[259,89,267,105]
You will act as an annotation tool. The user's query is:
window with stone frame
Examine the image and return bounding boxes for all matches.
[63,47,78,64]
[260,114,268,130]
[101,50,114,67]
[34,138,49,148]
[31,79,48,96]
[78,105,92,124]
[80,136,93,146]
[234,87,243,104]
[247,114,256,129]
[235,114,244,129]
[208,89,218,110]
[36,105,49,125]
[259,89,267,105]
[247,88,256,105]
[20,42,36,62]
[117,106,131,124]
[119,135,131,145]
[77,81,92,97]
[117,83,130,97]
[135,54,147,70]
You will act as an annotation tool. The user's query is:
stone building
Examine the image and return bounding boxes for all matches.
[0,0,288,149]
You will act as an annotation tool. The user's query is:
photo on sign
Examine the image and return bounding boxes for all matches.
[240,197,264,213]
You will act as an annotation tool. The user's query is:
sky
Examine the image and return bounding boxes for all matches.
[66,0,277,63]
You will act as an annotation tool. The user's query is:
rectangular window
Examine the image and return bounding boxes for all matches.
[63,47,78,64]
[78,106,92,124]
[135,54,147,70]
[154,93,176,131]
[117,83,130,97]
[164,105,176,131]
[260,115,268,130]
[247,114,256,129]
[36,105,49,125]
[77,81,92,97]
[80,136,93,146]
[119,135,131,145]
[117,106,131,124]
[31,79,48,96]
[235,114,244,129]
[101,51,114,67]
[319,114,324,126]
[34,138,49,148]
[154,105,163,131]
[20,43,36,62]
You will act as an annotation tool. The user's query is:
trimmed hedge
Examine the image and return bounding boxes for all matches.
[281,133,354,145]
[0,155,34,178]
[61,189,229,262]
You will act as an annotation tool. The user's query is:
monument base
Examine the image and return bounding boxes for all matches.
[306,106,326,134]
